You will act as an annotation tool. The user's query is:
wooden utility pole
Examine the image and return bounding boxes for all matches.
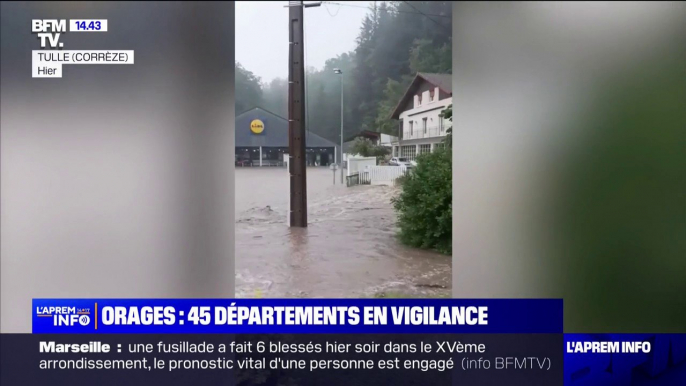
[288,1,308,227]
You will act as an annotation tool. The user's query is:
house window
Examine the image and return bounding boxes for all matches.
[439,117,443,132]
[409,121,414,136]
[430,89,435,102]
[422,118,427,134]
[417,94,422,106]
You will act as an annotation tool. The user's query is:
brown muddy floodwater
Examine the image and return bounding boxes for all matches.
[235,167,451,298]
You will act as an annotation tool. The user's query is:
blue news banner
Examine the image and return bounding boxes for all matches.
[24,298,686,385]
[32,298,561,334]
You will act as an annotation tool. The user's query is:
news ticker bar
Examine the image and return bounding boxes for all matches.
[15,331,686,385]
[33,299,563,334]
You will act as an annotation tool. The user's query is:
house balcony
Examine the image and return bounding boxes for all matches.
[400,126,450,141]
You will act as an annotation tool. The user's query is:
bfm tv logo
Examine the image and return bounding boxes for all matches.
[36,306,91,326]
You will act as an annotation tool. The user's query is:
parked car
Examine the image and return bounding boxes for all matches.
[389,157,413,168]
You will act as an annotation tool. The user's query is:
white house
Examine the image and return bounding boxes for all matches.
[389,72,452,161]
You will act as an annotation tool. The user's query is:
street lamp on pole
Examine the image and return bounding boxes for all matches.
[334,68,343,184]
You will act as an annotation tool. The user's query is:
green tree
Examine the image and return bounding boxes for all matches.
[235,62,263,114]
[352,5,381,131]
[409,39,452,74]
[350,137,374,157]
[350,137,390,161]
[310,53,356,142]
[262,77,288,117]
[374,76,412,135]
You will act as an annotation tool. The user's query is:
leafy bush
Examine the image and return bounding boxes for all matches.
[394,173,409,186]
[392,148,452,254]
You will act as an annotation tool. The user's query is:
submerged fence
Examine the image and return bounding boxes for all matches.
[347,165,408,187]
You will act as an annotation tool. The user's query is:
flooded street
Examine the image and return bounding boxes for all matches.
[235,167,451,298]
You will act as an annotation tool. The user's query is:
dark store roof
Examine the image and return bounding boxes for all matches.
[235,107,337,148]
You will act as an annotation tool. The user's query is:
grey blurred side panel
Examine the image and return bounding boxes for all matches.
[0,2,236,332]
[451,2,686,332]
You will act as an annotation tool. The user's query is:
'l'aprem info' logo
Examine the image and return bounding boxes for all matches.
[36,306,93,327]
[31,19,133,78]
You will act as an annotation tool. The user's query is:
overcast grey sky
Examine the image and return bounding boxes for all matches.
[236,1,372,83]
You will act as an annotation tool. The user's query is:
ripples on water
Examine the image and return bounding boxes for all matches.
[235,168,451,298]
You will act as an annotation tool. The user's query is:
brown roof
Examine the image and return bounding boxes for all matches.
[420,73,452,93]
[389,72,452,120]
